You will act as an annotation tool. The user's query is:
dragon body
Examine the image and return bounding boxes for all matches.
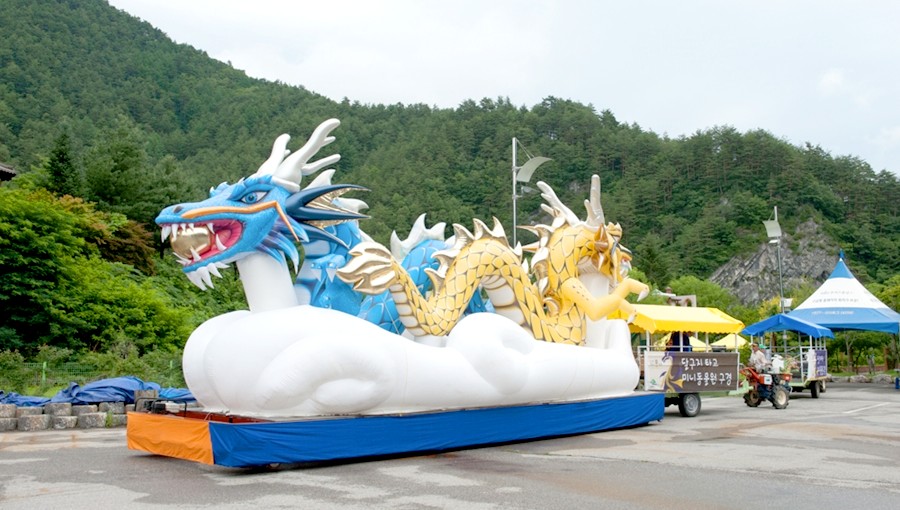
[294,213,369,316]
[340,176,648,345]
[357,215,494,334]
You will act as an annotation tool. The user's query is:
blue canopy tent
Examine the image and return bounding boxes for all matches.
[788,253,900,335]
[742,314,834,339]
[742,314,833,395]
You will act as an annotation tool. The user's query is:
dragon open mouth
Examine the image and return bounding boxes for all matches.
[170,225,215,260]
[159,220,244,289]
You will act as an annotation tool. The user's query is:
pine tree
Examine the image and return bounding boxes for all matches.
[45,133,84,198]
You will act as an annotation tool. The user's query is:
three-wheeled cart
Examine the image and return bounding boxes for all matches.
[615,304,745,417]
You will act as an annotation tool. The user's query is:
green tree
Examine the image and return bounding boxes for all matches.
[634,233,673,288]
[0,188,97,351]
[83,119,149,220]
[667,275,754,322]
[44,132,84,198]
[0,187,190,354]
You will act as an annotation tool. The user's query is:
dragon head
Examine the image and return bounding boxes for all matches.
[155,119,366,290]
[594,222,633,284]
[526,175,635,287]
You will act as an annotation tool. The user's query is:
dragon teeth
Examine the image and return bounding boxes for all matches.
[160,225,171,243]
[186,270,207,291]
[184,262,229,292]
[215,233,226,251]
[207,263,223,278]
[199,265,215,289]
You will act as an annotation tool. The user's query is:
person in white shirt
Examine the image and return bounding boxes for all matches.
[750,342,769,372]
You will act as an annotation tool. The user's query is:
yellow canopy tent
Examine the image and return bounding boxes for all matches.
[656,333,710,352]
[710,333,747,350]
[610,304,745,335]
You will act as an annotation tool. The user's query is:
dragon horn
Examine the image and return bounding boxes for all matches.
[255,134,291,178]
[537,180,579,226]
[585,174,605,228]
[257,119,342,192]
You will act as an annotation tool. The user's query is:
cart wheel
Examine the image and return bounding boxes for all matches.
[744,389,761,407]
[819,381,826,393]
[810,380,820,398]
[678,393,701,417]
[772,386,790,409]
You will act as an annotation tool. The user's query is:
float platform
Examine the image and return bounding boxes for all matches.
[127,392,663,468]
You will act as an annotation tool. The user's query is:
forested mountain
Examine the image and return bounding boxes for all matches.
[2,0,898,292]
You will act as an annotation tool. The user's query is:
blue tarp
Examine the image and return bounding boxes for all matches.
[207,393,665,467]
[0,391,51,407]
[0,376,194,407]
[742,313,834,338]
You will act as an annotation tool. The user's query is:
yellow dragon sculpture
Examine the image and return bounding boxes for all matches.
[338,175,649,345]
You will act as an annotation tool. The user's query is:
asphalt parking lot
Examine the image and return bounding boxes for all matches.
[2,382,898,509]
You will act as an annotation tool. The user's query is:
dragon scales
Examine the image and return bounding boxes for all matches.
[339,175,649,345]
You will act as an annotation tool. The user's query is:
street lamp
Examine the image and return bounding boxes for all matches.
[764,206,788,353]
[511,137,551,246]
[763,206,785,315]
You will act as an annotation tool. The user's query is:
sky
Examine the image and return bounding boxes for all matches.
[107,0,900,176]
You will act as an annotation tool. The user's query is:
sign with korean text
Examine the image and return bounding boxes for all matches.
[802,347,828,379]
[643,351,740,393]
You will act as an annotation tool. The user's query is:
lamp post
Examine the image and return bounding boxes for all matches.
[763,206,788,353]
[763,206,785,314]
[511,137,551,247]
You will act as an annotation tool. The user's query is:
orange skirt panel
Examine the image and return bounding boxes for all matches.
[126,412,214,465]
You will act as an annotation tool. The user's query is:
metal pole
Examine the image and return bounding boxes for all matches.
[777,242,785,313]
[775,206,785,314]
[512,137,518,247]
[775,206,787,353]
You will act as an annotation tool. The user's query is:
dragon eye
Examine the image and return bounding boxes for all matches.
[241,191,267,204]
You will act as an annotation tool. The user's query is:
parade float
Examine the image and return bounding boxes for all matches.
[126,119,664,467]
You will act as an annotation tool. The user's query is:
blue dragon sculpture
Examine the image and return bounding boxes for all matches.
[156,119,366,311]
[157,118,489,327]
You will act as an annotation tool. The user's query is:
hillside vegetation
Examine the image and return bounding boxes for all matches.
[0,0,897,378]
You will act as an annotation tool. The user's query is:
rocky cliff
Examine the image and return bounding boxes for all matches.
[710,220,837,305]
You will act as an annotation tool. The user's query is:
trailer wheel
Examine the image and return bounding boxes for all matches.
[810,380,820,398]
[819,381,826,393]
[772,386,790,409]
[678,393,701,417]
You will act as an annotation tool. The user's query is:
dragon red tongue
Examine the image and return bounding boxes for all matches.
[172,226,213,260]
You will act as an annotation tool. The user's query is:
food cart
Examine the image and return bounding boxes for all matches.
[613,304,745,417]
